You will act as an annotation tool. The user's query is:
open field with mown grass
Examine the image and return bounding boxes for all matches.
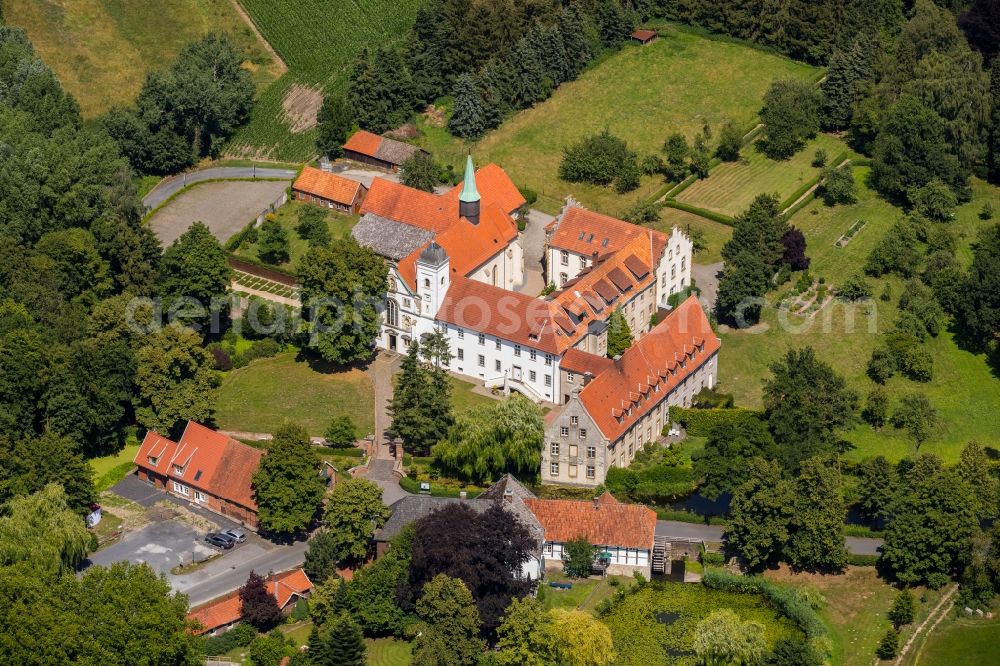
[216,351,375,436]
[225,0,426,160]
[652,207,734,265]
[281,621,412,665]
[907,613,1000,666]
[718,174,1000,464]
[677,134,852,217]
[234,200,358,270]
[764,566,943,666]
[419,24,818,217]
[2,0,281,117]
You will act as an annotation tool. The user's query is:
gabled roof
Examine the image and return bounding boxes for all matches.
[292,166,364,205]
[577,296,720,442]
[135,422,264,511]
[343,130,383,157]
[549,207,668,257]
[187,569,313,634]
[361,178,455,233]
[444,163,526,214]
[343,130,425,165]
[522,495,656,550]
[435,277,571,355]
[560,348,615,378]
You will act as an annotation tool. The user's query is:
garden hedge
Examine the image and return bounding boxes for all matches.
[661,199,735,225]
[668,407,763,436]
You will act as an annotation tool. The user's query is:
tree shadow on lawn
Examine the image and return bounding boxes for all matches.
[295,348,376,375]
[944,318,1000,382]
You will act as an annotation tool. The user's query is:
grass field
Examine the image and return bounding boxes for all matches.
[910,615,1000,666]
[677,134,852,217]
[2,0,281,118]
[717,174,1000,463]
[764,566,942,666]
[419,24,818,216]
[235,201,358,270]
[225,0,426,160]
[652,206,734,265]
[449,376,499,414]
[602,580,801,665]
[88,441,140,491]
[215,351,375,436]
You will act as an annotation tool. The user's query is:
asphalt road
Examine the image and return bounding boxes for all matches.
[143,166,298,210]
[656,520,884,556]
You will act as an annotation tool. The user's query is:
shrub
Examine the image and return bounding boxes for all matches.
[702,571,827,639]
[622,200,662,224]
[614,160,641,193]
[209,345,233,371]
[324,415,357,448]
[692,387,735,409]
[716,118,743,161]
[296,206,331,247]
[812,149,827,168]
[887,590,915,628]
[909,179,956,222]
[867,347,896,384]
[641,154,665,175]
[201,622,257,655]
[838,272,872,301]
[564,537,595,578]
[820,165,856,206]
[518,186,538,206]
[559,129,638,190]
[979,201,994,220]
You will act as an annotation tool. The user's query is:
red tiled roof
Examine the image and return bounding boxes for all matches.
[292,166,364,205]
[187,569,313,634]
[435,277,571,355]
[134,422,264,511]
[523,495,656,550]
[632,29,657,41]
[549,207,667,258]
[444,163,526,214]
[343,130,383,158]
[578,296,720,442]
[560,348,615,378]
[361,178,456,233]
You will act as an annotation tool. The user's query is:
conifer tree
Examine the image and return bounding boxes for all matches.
[511,37,548,108]
[327,613,365,666]
[388,342,454,456]
[820,49,855,131]
[538,24,569,87]
[606,308,633,358]
[306,625,329,666]
[316,94,353,158]
[449,73,488,139]
[558,5,591,78]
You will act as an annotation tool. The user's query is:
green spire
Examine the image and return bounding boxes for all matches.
[459,154,479,203]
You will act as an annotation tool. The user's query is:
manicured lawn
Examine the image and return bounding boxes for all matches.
[676,134,852,217]
[216,352,375,436]
[602,580,801,665]
[234,201,358,270]
[282,621,412,665]
[449,375,499,414]
[419,24,818,217]
[3,0,281,118]
[912,616,1000,666]
[717,175,1000,463]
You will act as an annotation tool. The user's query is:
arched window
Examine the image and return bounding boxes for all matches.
[491,266,499,286]
[386,299,399,327]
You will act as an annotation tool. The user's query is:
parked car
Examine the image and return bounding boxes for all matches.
[205,533,235,549]
[222,528,246,543]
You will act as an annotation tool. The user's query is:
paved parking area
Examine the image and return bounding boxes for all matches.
[149,180,289,246]
[87,519,217,577]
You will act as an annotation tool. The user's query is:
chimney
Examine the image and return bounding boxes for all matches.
[503,488,514,504]
[458,154,481,225]
[593,497,600,509]
[459,490,468,501]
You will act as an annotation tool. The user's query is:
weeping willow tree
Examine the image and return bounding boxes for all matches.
[433,395,544,484]
[0,483,91,575]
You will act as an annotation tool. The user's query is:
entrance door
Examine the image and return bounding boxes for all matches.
[512,365,522,381]
[388,333,397,351]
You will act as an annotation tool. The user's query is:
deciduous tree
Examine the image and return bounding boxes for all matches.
[545,608,616,666]
[958,441,998,519]
[252,424,326,536]
[890,392,937,445]
[257,218,290,265]
[692,417,777,500]
[239,570,283,631]
[0,432,95,514]
[563,536,595,578]
[759,79,821,159]
[400,151,439,192]
[857,455,896,521]
[314,478,389,567]
[157,222,232,328]
[324,415,357,449]
[693,609,767,666]
[0,483,91,575]
[606,307,634,358]
[786,458,848,570]
[135,324,218,435]
[725,459,795,571]
[412,575,484,666]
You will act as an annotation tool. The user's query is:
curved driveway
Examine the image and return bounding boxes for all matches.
[143,166,298,210]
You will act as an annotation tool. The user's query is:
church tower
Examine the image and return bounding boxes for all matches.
[458,154,481,225]
[415,241,450,319]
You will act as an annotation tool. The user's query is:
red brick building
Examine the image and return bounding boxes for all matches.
[133,422,263,530]
[292,166,367,213]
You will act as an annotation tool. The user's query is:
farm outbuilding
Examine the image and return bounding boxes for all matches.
[343,130,427,172]
[630,29,658,45]
[292,166,367,213]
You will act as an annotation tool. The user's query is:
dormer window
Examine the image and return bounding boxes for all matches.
[147,455,159,467]
[172,464,185,476]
